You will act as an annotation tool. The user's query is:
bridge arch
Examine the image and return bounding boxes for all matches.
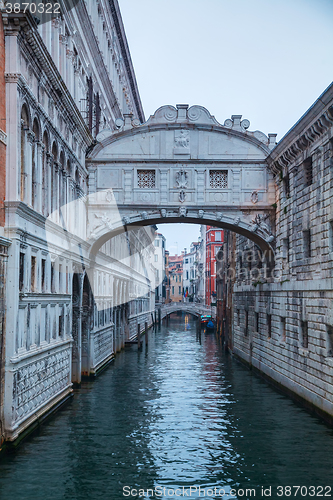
[86,104,277,263]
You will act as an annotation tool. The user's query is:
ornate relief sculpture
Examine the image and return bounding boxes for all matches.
[176,168,188,188]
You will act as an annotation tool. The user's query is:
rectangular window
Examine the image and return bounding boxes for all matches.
[172,286,174,295]
[280,317,286,341]
[186,271,189,280]
[179,286,181,294]
[245,310,248,336]
[59,307,64,337]
[154,254,158,262]
[326,325,333,357]
[282,238,290,260]
[237,309,240,326]
[31,256,36,292]
[283,174,290,197]
[255,312,259,333]
[267,314,272,339]
[303,230,311,258]
[41,259,46,292]
[51,264,55,293]
[137,170,156,188]
[210,170,228,188]
[329,220,333,252]
[215,231,221,242]
[303,157,313,187]
[155,239,159,247]
[19,252,25,292]
[300,320,309,348]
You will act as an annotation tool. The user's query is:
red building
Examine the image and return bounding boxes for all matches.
[205,226,224,305]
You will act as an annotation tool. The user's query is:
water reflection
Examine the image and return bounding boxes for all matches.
[0,314,332,500]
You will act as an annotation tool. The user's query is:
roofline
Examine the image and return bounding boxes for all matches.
[109,0,145,123]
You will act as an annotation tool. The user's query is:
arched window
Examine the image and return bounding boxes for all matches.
[42,130,49,217]
[32,118,40,210]
[20,105,30,202]
[59,151,65,214]
[51,141,58,215]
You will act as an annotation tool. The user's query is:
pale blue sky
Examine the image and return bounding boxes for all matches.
[119,0,333,253]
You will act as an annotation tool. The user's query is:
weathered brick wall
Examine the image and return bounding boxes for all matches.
[0,16,6,227]
[230,85,333,423]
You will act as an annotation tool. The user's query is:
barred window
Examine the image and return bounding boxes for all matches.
[303,157,313,187]
[210,170,228,188]
[137,170,156,188]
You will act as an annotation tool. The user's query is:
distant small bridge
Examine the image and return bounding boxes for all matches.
[160,302,215,320]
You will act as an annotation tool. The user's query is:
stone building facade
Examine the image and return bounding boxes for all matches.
[224,83,333,423]
[1,2,154,444]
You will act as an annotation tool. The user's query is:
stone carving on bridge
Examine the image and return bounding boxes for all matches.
[176,168,188,188]
[251,214,272,235]
[198,210,204,218]
[179,190,186,203]
[160,209,167,217]
[174,130,190,154]
[251,191,259,204]
[178,207,187,217]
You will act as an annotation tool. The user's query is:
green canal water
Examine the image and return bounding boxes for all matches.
[0,314,332,499]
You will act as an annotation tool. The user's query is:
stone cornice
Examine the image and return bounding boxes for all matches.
[267,82,333,175]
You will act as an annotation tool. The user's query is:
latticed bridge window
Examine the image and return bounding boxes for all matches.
[137,170,156,188]
[210,170,228,188]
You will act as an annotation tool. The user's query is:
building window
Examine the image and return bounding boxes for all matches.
[300,320,309,348]
[172,286,174,295]
[19,252,25,292]
[267,314,272,339]
[51,264,55,293]
[280,317,286,341]
[237,309,240,326]
[41,258,46,292]
[155,239,159,247]
[282,238,289,260]
[179,286,181,294]
[303,157,313,186]
[255,312,259,333]
[186,271,189,280]
[326,325,333,357]
[303,230,311,258]
[329,220,333,252]
[210,170,228,188]
[154,254,158,262]
[137,170,156,188]
[31,256,36,292]
[245,310,248,336]
[215,231,221,242]
[283,174,290,198]
[59,306,64,337]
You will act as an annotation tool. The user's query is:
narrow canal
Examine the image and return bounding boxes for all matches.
[0,314,332,500]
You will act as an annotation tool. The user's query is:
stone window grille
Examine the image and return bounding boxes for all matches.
[137,170,156,188]
[326,325,333,357]
[300,320,309,348]
[329,220,333,252]
[303,157,313,186]
[209,170,228,188]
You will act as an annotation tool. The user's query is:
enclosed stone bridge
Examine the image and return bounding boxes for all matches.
[86,104,277,262]
[160,302,215,320]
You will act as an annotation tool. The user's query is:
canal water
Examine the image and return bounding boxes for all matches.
[0,314,332,500]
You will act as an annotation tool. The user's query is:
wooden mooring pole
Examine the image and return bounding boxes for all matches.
[145,321,148,346]
[137,323,141,350]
